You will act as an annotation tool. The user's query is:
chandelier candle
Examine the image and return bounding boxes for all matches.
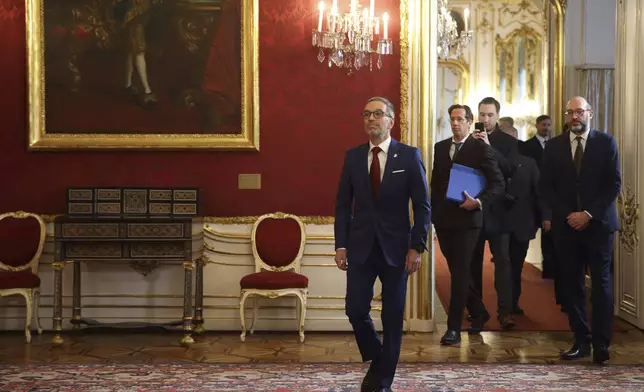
[312,0,392,74]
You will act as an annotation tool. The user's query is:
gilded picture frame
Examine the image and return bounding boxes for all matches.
[26,0,259,150]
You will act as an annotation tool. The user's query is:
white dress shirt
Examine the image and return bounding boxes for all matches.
[449,133,470,160]
[569,128,589,158]
[368,136,391,182]
[536,134,548,149]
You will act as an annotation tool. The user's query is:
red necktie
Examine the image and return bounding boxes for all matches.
[370,146,382,198]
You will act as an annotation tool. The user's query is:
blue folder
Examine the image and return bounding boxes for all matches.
[446,163,486,203]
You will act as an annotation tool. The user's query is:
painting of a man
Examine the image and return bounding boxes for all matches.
[113,0,157,108]
[43,0,241,135]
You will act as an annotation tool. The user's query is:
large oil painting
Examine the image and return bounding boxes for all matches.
[27,0,258,150]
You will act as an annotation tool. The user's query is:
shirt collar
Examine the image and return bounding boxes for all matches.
[452,133,470,144]
[536,134,548,144]
[569,128,590,142]
[370,136,392,154]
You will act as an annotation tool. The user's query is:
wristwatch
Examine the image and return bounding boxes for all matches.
[412,245,425,253]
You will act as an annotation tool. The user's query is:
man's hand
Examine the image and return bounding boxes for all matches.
[472,130,490,145]
[459,191,480,211]
[405,249,421,275]
[542,220,551,232]
[567,212,590,231]
[335,249,347,270]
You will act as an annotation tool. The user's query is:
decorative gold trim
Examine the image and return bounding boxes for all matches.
[549,0,565,135]
[618,184,640,254]
[26,0,259,150]
[399,0,409,143]
[203,215,334,225]
[436,58,470,105]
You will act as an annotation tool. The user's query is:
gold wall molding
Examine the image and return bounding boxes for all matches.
[618,184,640,254]
[203,215,334,225]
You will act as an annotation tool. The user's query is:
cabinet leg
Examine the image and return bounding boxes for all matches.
[180,261,195,346]
[52,262,66,345]
[72,261,82,329]
[193,257,205,333]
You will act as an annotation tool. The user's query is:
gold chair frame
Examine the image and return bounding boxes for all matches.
[240,212,307,343]
[0,211,46,343]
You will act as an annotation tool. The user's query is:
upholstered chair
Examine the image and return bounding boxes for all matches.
[0,211,46,343]
[239,212,308,342]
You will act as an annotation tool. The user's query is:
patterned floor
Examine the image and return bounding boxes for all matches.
[1,362,643,391]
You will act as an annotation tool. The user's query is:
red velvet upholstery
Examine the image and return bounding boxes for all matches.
[240,271,308,290]
[0,216,42,268]
[254,218,302,268]
[0,271,41,289]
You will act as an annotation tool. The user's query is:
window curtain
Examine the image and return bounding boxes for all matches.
[575,67,614,134]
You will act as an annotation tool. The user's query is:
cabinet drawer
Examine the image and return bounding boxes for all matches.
[126,223,185,238]
[61,223,120,238]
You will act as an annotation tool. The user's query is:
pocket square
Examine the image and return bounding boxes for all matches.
[392,169,405,174]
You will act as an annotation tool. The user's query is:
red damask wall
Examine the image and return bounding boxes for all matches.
[0,0,401,216]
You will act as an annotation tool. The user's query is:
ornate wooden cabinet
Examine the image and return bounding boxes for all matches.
[52,187,203,346]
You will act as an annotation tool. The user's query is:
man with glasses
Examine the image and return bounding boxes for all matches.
[334,96,430,391]
[431,104,504,345]
[540,96,621,364]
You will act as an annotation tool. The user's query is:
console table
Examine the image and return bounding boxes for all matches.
[51,187,203,346]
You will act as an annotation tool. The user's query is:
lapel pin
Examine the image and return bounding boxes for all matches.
[393,154,398,158]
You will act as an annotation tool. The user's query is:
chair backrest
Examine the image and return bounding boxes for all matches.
[0,211,47,274]
[251,212,305,273]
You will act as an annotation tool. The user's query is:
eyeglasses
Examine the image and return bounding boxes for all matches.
[564,109,590,117]
[362,110,392,119]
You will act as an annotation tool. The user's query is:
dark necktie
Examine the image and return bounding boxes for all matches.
[453,142,463,159]
[573,136,583,209]
[370,146,382,198]
[573,136,583,175]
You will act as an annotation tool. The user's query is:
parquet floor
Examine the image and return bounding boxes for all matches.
[1,321,643,365]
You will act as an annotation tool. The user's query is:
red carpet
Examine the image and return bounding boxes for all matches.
[2,363,643,391]
[435,239,624,331]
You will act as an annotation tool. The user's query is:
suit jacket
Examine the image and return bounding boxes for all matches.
[483,125,519,233]
[520,136,545,166]
[539,130,621,232]
[430,136,505,229]
[504,155,544,242]
[334,138,431,267]
[488,125,519,178]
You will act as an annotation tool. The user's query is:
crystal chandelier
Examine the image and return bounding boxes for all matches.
[312,0,392,75]
[437,0,472,59]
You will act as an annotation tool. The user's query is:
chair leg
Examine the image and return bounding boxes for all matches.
[296,292,307,343]
[250,297,259,335]
[22,291,33,343]
[34,289,43,334]
[239,291,249,342]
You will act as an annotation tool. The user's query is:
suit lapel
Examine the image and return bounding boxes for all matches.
[359,143,373,198]
[561,131,577,177]
[580,130,597,176]
[380,139,399,190]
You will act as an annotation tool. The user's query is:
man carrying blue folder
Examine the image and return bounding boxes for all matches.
[430,104,505,345]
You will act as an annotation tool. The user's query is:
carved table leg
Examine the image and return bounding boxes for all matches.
[193,257,205,333]
[72,261,81,329]
[180,261,195,346]
[52,261,66,345]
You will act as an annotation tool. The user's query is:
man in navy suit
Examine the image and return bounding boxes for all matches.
[521,115,564,311]
[540,96,621,364]
[334,96,430,391]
